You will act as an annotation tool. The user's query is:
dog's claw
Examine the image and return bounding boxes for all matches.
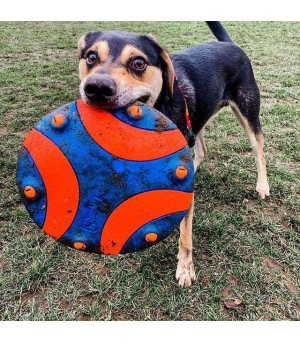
[176,261,196,287]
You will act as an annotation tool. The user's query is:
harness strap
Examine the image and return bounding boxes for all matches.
[174,75,195,147]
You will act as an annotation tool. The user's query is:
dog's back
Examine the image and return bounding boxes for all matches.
[173,41,258,134]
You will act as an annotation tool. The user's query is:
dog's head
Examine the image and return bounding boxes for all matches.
[77,31,174,109]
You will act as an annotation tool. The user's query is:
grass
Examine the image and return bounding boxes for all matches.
[0,21,299,321]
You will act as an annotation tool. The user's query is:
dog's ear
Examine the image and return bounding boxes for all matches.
[77,34,87,60]
[146,33,157,42]
[145,35,175,99]
[159,49,175,98]
[77,32,102,60]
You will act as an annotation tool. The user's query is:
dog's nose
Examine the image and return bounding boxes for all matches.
[84,76,117,102]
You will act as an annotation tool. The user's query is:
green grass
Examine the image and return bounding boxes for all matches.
[0,21,299,321]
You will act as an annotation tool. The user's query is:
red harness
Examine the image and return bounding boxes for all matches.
[174,75,195,147]
[175,74,192,130]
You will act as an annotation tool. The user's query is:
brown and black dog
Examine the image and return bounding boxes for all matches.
[77,22,270,287]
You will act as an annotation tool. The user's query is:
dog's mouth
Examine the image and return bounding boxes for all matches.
[81,80,152,109]
[84,96,150,109]
[136,94,150,104]
[101,94,151,109]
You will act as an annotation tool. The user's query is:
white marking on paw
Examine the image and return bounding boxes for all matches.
[256,182,270,199]
[176,260,196,287]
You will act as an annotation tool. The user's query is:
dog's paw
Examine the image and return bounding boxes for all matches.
[176,260,196,287]
[256,183,270,199]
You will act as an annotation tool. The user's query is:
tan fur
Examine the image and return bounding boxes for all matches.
[176,194,196,287]
[178,100,270,288]
[77,34,86,59]
[119,45,148,65]
[193,99,269,199]
[77,31,270,288]
[78,41,111,80]
[116,45,164,106]
[146,33,157,42]
[92,41,110,63]
[230,101,270,199]
[119,45,165,101]
[79,42,164,108]
[110,65,163,107]
[159,50,175,97]
[78,59,89,80]
[146,34,174,97]
[194,129,207,172]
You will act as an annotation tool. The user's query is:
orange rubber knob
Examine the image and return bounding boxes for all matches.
[52,114,66,127]
[175,165,188,179]
[74,242,86,250]
[128,105,143,118]
[24,185,36,199]
[145,232,158,243]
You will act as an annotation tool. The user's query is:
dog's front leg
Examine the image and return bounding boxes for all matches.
[176,193,196,287]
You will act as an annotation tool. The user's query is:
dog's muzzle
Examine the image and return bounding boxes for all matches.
[84,75,117,103]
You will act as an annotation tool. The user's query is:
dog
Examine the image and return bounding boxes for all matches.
[77,22,270,287]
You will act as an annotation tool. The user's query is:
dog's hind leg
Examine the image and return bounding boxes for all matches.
[230,95,270,199]
[194,129,207,173]
[176,193,196,287]
[193,102,226,173]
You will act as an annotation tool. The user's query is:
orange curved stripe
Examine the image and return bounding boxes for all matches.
[24,129,79,239]
[77,99,187,161]
[100,190,193,254]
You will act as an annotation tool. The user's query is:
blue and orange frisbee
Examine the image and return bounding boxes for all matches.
[16,100,194,254]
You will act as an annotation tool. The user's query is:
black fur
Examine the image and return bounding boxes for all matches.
[77,22,269,286]
[81,31,163,67]
[156,22,261,146]
[205,21,233,43]
[79,22,262,147]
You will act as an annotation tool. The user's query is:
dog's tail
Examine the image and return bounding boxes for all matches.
[205,21,234,43]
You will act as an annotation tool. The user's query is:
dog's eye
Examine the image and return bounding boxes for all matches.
[131,58,147,71]
[86,52,98,66]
